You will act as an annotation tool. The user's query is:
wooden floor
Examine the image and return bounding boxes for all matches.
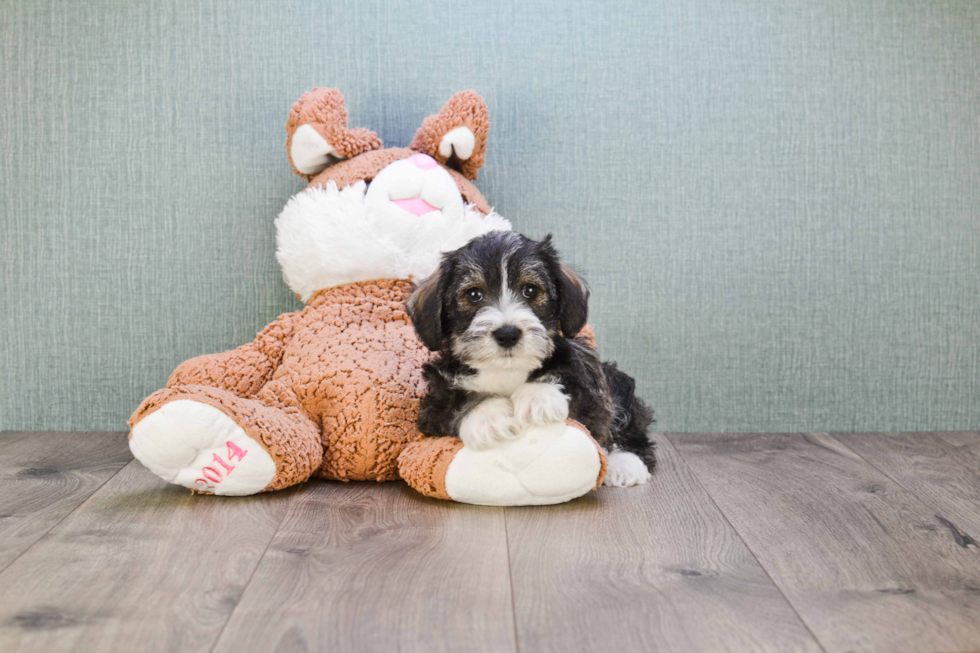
[1,432,979,653]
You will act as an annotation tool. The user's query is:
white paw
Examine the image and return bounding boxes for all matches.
[603,451,651,487]
[130,400,276,496]
[438,126,476,160]
[458,397,521,450]
[290,124,341,175]
[511,383,569,427]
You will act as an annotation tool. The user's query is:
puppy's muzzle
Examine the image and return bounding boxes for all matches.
[492,325,522,349]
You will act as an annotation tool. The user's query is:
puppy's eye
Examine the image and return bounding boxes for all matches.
[521,284,539,300]
[465,288,484,303]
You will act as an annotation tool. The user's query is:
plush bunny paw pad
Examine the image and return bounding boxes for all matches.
[442,421,603,506]
[130,400,277,496]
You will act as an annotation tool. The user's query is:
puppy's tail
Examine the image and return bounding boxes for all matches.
[602,362,656,470]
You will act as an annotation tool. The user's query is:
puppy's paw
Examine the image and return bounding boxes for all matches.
[511,383,569,427]
[458,397,521,450]
[603,451,651,488]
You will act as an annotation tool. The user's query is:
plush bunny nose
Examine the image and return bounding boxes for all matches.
[408,152,438,170]
[493,326,522,349]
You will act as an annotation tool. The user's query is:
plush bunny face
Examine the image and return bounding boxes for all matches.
[366,152,467,223]
[287,88,492,211]
[276,90,511,302]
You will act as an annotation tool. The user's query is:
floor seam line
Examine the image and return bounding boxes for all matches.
[0,455,134,577]
[824,433,980,540]
[664,433,830,653]
[207,490,295,653]
[503,511,522,653]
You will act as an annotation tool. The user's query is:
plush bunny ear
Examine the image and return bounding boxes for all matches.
[285,88,383,179]
[410,91,489,181]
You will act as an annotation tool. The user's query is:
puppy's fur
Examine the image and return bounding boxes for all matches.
[407,231,655,487]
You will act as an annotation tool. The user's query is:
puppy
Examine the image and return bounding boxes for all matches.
[406,231,655,487]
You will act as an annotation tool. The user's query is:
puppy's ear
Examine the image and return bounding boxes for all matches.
[407,266,447,351]
[557,262,590,339]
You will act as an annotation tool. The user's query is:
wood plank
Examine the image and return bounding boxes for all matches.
[212,482,517,653]
[506,436,822,653]
[672,432,980,653]
[0,461,293,653]
[0,431,132,572]
[933,431,980,450]
[838,432,980,543]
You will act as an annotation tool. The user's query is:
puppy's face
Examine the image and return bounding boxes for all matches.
[407,232,589,369]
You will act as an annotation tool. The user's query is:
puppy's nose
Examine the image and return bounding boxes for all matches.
[493,326,522,349]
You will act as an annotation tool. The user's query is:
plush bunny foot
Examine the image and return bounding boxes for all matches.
[129,387,323,495]
[130,400,277,496]
[399,420,606,506]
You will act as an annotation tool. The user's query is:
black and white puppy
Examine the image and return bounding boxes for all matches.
[406,231,655,487]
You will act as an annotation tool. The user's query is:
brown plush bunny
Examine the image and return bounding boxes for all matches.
[128,89,606,505]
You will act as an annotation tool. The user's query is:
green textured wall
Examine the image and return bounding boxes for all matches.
[2,0,979,432]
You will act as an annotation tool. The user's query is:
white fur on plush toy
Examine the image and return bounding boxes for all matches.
[276,168,511,301]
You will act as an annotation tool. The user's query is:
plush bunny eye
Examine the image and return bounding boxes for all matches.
[522,284,539,300]
[465,288,484,303]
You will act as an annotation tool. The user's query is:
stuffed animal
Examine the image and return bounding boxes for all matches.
[128,89,607,505]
